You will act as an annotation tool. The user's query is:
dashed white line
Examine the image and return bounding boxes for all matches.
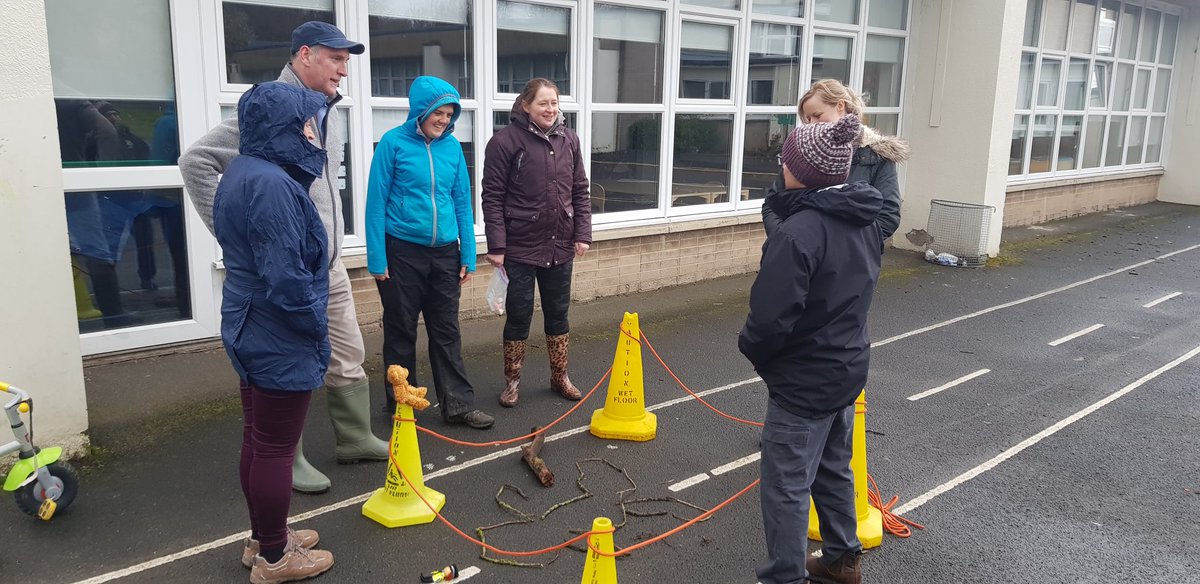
[711,452,760,476]
[894,343,1200,516]
[1143,292,1182,308]
[1048,323,1105,347]
[669,473,711,492]
[907,369,991,402]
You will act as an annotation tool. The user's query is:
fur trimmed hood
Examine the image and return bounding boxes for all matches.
[857,125,910,163]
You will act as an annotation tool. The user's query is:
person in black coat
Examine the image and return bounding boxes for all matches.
[739,114,881,584]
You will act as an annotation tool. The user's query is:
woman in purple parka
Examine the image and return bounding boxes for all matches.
[481,78,592,408]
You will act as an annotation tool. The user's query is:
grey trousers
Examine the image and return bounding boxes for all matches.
[757,398,861,584]
[324,258,368,389]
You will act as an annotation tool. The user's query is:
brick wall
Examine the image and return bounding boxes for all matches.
[1004,172,1161,227]
[345,219,767,325]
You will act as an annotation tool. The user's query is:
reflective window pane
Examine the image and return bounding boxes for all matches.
[1133,68,1150,109]
[868,0,907,30]
[1089,61,1110,109]
[862,113,899,136]
[747,23,803,106]
[1096,1,1118,56]
[1064,58,1087,110]
[814,0,858,24]
[497,1,571,94]
[1023,0,1042,47]
[593,5,665,104]
[48,0,178,168]
[1029,114,1056,173]
[753,0,803,18]
[591,113,661,213]
[1152,69,1170,113]
[1043,0,1070,51]
[1082,114,1105,168]
[368,0,473,98]
[682,0,740,9]
[222,0,334,84]
[863,36,904,108]
[1125,116,1146,164]
[1145,117,1164,163]
[336,112,354,234]
[742,114,795,200]
[1104,115,1126,166]
[1037,57,1061,107]
[1138,9,1159,63]
[1117,4,1140,60]
[811,35,852,87]
[1070,0,1096,55]
[672,114,733,207]
[1159,14,1178,65]
[1112,63,1132,111]
[67,188,191,331]
[679,22,733,100]
[1010,114,1030,175]
[1017,52,1036,109]
[1056,115,1081,171]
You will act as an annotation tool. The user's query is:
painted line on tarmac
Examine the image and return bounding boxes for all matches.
[68,244,1200,584]
[711,452,760,476]
[907,368,991,401]
[1143,291,1182,308]
[893,343,1200,516]
[669,473,711,492]
[1048,323,1105,347]
[872,243,1200,348]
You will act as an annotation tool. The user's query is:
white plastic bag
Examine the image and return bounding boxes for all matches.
[486,267,509,316]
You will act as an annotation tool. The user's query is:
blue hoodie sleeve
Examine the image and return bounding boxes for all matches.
[453,145,477,271]
[247,183,326,341]
[366,131,397,275]
[738,229,815,369]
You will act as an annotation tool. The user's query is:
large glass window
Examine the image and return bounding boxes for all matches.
[683,0,740,9]
[742,114,795,200]
[754,0,803,18]
[747,23,803,106]
[368,1,473,98]
[672,114,734,207]
[863,36,904,108]
[593,5,665,104]
[814,0,857,24]
[222,0,335,85]
[591,113,662,213]
[679,22,733,100]
[497,1,572,95]
[869,0,908,30]
[811,35,852,87]
[1011,0,1177,180]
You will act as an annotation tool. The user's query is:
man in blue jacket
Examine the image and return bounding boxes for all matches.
[739,114,881,584]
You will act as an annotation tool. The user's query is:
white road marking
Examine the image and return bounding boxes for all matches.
[711,452,761,476]
[1047,323,1105,347]
[669,473,711,492]
[457,566,483,580]
[893,343,1200,516]
[907,369,991,402]
[68,243,1200,584]
[1143,291,1182,308]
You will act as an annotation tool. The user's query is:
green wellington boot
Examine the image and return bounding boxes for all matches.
[326,379,390,464]
[292,436,331,494]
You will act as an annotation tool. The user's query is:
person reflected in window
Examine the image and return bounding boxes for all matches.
[213,82,334,582]
[366,76,494,430]
[482,78,592,408]
[762,79,910,243]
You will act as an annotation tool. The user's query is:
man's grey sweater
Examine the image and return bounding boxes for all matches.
[180,65,345,263]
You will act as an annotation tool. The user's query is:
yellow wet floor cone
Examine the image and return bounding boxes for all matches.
[590,312,656,441]
[71,256,102,321]
[363,366,445,528]
[808,390,883,549]
[580,517,618,584]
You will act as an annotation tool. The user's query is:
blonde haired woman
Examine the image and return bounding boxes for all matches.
[762,79,909,241]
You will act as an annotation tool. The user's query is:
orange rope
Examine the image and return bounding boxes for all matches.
[639,331,764,428]
[867,474,925,537]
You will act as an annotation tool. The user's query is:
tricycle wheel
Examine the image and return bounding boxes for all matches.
[15,461,79,518]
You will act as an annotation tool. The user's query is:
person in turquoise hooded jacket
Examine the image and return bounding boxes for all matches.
[366,75,494,429]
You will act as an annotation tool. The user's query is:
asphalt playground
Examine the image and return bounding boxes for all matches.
[2,202,1199,584]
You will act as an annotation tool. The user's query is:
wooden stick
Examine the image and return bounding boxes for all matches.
[521,427,554,487]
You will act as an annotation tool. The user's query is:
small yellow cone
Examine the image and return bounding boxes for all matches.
[71,256,102,321]
[590,312,656,442]
[362,401,445,527]
[580,517,618,584]
[808,390,883,549]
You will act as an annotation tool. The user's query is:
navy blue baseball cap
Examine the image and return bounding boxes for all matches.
[291,21,364,55]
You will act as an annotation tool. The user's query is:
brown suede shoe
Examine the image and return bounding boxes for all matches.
[806,551,862,584]
[241,528,320,568]
[249,545,333,584]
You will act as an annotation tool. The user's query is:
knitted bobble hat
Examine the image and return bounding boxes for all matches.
[781,113,862,189]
